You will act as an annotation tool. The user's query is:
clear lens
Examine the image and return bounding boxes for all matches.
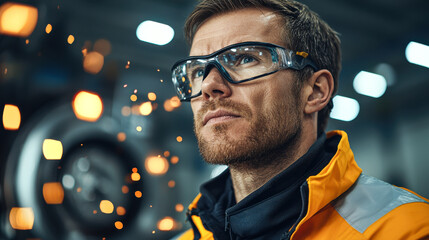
[172,44,282,100]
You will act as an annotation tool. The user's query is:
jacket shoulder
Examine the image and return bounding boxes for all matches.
[333,174,429,238]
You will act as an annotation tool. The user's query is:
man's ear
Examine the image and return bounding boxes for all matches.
[304,69,334,114]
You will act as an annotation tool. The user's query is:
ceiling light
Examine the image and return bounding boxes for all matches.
[405,41,429,69]
[353,71,387,98]
[136,20,174,46]
[330,95,360,122]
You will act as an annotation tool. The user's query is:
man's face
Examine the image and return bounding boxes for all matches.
[190,8,303,166]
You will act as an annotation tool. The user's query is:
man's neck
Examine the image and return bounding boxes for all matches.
[229,133,316,203]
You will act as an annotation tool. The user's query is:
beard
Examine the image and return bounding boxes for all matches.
[194,96,302,169]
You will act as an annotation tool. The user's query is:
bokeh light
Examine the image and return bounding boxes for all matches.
[115,221,124,230]
[171,156,179,164]
[42,182,64,204]
[0,3,38,37]
[168,180,175,188]
[148,92,157,101]
[117,132,126,142]
[72,91,103,122]
[2,104,21,130]
[42,139,63,160]
[67,34,75,44]
[175,204,184,212]
[9,207,34,230]
[45,23,52,34]
[83,51,104,74]
[131,172,141,181]
[99,200,114,214]
[134,191,142,198]
[93,38,112,56]
[139,101,153,116]
[116,206,126,216]
[157,217,175,231]
[145,156,169,176]
[130,94,137,102]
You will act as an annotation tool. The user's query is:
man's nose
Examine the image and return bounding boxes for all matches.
[200,66,232,100]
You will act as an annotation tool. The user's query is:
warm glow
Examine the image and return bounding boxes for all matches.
[170,96,181,108]
[94,39,111,56]
[139,101,152,116]
[122,185,129,194]
[121,106,131,116]
[164,99,174,112]
[145,156,169,176]
[131,172,141,181]
[2,104,21,130]
[45,24,52,34]
[42,182,64,204]
[67,34,75,44]
[135,191,142,198]
[83,51,104,74]
[136,126,142,132]
[157,217,175,231]
[72,91,103,122]
[131,105,140,115]
[99,200,114,214]
[168,180,175,188]
[116,206,126,216]
[117,132,126,142]
[163,151,170,157]
[171,156,179,164]
[115,221,123,230]
[175,204,184,212]
[176,136,183,142]
[9,207,34,230]
[148,92,157,101]
[130,94,137,102]
[42,139,63,160]
[132,167,138,173]
[0,3,38,37]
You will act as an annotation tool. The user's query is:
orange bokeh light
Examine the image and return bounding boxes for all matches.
[115,221,123,230]
[42,182,64,204]
[170,96,181,108]
[2,104,21,130]
[145,156,169,176]
[94,39,111,56]
[139,101,152,116]
[148,92,157,101]
[117,132,126,142]
[121,106,131,116]
[72,91,103,122]
[171,156,179,164]
[157,217,175,231]
[99,200,114,214]
[67,34,75,44]
[131,172,141,181]
[176,136,183,142]
[116,206,126,216]
[175,204,184,212]
[45,23,52,34]
[121,185,129,194]
[168,180,175,188]
[0,3,38,37]
[135,191,142,198]
[130,94,137,102]
[163,151,170,157]
[9,207,34,230]
[83,51,104,74]
[42,139,63,160]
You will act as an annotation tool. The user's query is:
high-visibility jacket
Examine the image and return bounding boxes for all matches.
[176,130,429,240]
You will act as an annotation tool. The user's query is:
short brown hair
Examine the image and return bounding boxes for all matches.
[184,0,341,133]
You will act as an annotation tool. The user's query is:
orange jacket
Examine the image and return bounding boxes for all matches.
[177,130,429,240]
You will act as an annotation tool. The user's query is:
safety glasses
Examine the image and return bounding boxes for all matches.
[171,41,318,101]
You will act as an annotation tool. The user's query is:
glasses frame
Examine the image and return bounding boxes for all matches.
[171,41,319,101]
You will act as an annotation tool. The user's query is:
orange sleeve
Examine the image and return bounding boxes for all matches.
[364,202,429,240]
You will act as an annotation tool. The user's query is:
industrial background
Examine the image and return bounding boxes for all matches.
[0,0,428,239]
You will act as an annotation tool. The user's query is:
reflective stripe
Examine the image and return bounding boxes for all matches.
[333,174,427,233]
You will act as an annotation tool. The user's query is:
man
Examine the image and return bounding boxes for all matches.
[170,0,429,239]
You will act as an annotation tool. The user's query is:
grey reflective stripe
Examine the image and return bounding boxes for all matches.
[333,174,427,233]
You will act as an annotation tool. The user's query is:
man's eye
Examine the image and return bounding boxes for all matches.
[240,56,255,65]
[193,69,204,79]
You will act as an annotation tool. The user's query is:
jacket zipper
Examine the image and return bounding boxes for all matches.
[281,182,309,240]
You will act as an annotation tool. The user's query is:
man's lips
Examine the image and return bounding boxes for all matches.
[203,109,241,126]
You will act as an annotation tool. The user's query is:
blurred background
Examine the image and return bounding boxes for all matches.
[0,0,428,239]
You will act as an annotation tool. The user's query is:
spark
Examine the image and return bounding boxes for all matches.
[67,35,75,44]
[123,84,127,88]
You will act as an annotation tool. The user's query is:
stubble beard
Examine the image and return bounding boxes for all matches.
[194,97,302,169]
